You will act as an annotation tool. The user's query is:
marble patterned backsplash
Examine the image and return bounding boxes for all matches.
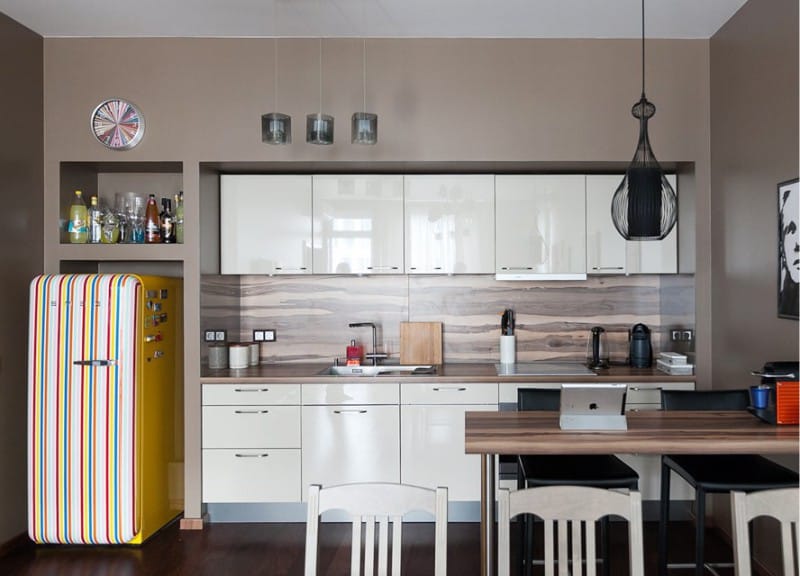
[200,274,694,365]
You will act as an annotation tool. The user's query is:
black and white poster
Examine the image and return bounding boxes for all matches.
[778,179,799,319]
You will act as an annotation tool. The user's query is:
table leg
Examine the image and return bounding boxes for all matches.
[481,453,496,576]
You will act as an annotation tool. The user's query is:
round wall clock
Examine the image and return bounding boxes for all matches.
[90,98,145,150]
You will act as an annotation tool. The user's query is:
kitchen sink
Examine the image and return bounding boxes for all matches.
[318,364,436,376]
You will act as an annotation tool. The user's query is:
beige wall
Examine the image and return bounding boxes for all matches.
[0,14,43,544]
[41,36,712,521]
[709,0,799,569]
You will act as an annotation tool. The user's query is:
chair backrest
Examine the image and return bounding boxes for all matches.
[731,488,799,576]
[304,482,448,576]
[498,486,644,576]
[518,387,561,411]
[661,389,750,411]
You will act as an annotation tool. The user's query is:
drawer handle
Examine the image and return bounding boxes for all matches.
[628,386,663,392]
[234,453,269,458]
[501,266,534,271]
[234,388,270,392]
[432,387,467,392]
[234,409,270,414]
[592,266,624,270]
[366,266,400,271]
[333,409,368,414]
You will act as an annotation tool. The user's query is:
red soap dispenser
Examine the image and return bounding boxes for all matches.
[346,339,363,366]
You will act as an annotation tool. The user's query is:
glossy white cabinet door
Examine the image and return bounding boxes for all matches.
[586,175,627,275]
[401,403,496,501]
[220,175,312,275]
[203,448,301,503]
[626,174,678,274]
[404,175,495,274]
[495,175,587,280]
[312,175,404,274]
[301,405,400,496]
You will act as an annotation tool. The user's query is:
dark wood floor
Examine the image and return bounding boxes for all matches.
[0,520,740,576]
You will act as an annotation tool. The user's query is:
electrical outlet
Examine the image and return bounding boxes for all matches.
[263,329,276,342]
[214,330,227,342]
[670,329,694,342]
[203,330,216,342]
[253,329,265,342]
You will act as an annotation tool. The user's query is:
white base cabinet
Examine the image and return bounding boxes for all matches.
[400,382,498,501]
[202,384,301,503]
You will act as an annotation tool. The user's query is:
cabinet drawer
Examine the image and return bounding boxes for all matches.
[302,382,399,405]
[401,382,498,405]
[202,405,300,448]
[626,382,695,407]
[203,448,301,503]
[202,383,300,405]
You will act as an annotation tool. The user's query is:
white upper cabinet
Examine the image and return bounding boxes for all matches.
[312,175,404,274]
[585,174,677,275]
[495,175,587,280]
[220,175,312,275]
[586,175,627,274]
[404,175,495,274]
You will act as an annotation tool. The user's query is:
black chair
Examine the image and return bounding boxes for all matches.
[517,387,640,576]
[658,389,800,576]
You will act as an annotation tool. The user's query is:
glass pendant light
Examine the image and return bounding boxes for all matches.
[262,38,291,145]
[307,38,334,145]
[611,0,677,240]
[352,39,377,145]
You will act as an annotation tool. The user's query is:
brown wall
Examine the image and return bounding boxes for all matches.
[0,14,43,544]
[41,35,712,520]
[709,0,799,568]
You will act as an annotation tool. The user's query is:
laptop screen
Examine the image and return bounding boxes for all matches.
[559,383,627,416]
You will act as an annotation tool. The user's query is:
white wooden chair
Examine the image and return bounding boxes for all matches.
[731,488,799,576]
[304,482,448,576]
[498,485,644,576]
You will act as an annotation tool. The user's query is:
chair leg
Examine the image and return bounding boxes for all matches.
[523,514,533,576]
[659,460,671,576]
[695,488,705,576]
[600,516,611,576]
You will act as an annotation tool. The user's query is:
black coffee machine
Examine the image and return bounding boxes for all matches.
[629,323,653,367]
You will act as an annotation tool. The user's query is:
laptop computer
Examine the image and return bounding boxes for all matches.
[559,383,628,430]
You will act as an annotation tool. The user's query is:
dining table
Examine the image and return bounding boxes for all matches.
[464,409,800,576]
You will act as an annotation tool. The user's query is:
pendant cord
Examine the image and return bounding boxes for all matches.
[318,38,323,116]
[273,38,278,110]
[362,38,367,111]
[641,0,646,96]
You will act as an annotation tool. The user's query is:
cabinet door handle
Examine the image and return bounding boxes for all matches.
[366,266,399,271]
[500,266,534,271]
[234,453,269,458]
[592,266,624,270]
[234,388,270,392]
[628,386,663,392]
[234,409,269,414]
[333,409,368,414]
[274,267,307,271]
[432,386,467,392]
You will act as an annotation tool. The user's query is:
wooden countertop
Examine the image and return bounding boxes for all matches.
[464,410,799,455]
[200,362,694,384]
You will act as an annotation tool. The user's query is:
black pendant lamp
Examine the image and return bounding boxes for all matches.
[611,0,677,241]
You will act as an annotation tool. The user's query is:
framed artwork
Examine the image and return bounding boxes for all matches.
[778,178,799,319]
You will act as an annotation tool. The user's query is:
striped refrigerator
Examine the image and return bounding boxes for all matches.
[28,274,184,544]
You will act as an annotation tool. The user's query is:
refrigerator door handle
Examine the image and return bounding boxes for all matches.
[73,359,117,367]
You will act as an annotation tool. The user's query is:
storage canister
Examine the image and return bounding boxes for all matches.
[208,343,228,370]
[248,342,260,366]
[228,343,249,370]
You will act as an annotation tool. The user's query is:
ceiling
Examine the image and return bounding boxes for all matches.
[0,0,748,39]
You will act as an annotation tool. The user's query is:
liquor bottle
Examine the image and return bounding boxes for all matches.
[88,195,102,244]
[174,191,184,244]
[144,194,161,244]
[160,198,175,244]
[68,190,88,243]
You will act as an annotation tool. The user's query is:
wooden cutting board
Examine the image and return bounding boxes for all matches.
[399,322,443,365]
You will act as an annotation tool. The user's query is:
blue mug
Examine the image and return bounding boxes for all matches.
[750,385,770,409]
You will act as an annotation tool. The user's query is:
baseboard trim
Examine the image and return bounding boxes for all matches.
[0,532,30,557]
[180,514,208,530]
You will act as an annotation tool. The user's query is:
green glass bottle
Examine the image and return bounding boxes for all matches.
[68,190,88,243]
[174,191,184,244]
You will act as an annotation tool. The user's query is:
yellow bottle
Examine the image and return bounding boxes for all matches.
[68,190,88,243]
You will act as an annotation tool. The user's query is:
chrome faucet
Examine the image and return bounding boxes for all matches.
[348,322,388,366]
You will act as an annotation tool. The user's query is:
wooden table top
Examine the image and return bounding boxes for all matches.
[464,410,800,455]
